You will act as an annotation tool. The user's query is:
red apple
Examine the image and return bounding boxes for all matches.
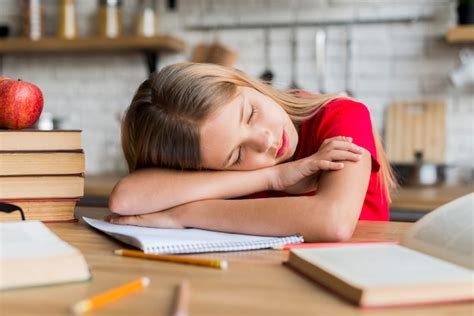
[0,78,44,129]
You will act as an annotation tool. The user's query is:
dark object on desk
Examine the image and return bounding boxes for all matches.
[0,25,10,38]
[392,151,446,187]
[0,202,25,220]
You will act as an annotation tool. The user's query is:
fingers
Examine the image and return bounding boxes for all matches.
[105,211,184,229]
[323,149,362,162]
[320,137,364,155]
[298,159,343,177]
[322,135,352,144]
[312,160,344,170]
[106,213,141,225]
[322,135,353,145]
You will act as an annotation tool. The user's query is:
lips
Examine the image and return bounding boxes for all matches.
[276,130,288,158]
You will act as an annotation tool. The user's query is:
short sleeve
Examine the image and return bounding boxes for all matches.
[315,99,380,172]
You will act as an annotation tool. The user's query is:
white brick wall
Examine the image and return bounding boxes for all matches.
[1,0,472,184]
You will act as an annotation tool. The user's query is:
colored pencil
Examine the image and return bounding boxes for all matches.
[273,240,400,250]
[114,249,228,270]
[172,280,190,316]
[70,277,150,315]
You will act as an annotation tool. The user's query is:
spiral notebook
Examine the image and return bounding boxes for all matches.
[83,217,304,254]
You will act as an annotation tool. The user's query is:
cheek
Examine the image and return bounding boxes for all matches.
[242,153,276,170]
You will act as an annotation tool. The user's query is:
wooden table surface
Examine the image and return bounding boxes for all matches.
[1,207,472,316]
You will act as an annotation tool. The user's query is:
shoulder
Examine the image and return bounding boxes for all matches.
[313,98,372,130]
[302,98,372,132]
[322,98,370,117]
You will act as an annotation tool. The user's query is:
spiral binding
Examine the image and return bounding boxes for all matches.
[144,235,304,254]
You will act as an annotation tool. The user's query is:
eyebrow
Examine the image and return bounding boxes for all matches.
[222,94,245,168]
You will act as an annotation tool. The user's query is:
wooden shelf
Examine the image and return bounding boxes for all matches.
[0,35,186,74]
[0,35,185,54]
[446,26,474,44]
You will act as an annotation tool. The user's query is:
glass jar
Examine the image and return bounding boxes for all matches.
[21,0,45,40]
[57,0,78,39]
[135,0,158,37]
[98,0,123,38]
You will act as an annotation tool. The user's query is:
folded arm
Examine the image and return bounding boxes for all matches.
[109,150,372,242]
[109,136,362,215]
[108,167,273,215]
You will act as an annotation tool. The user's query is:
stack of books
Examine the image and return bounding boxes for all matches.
[0,130,85,222]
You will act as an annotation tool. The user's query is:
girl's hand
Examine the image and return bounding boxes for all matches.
[270,136,364,194]
[105,207,184,229]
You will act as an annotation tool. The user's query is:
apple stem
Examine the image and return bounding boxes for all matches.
[18,79,22,82]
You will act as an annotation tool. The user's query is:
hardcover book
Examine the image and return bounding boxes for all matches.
[0,130,81,151]
[0,176,84,199]
[287,193,474,307]
[0,221,90,290]
[0,151,84,175]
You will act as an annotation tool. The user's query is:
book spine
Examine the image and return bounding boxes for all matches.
[0,176,84,199]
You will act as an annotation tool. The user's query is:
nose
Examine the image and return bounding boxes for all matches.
[247,128,273,153]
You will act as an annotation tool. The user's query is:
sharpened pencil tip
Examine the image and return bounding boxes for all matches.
[70,301,90,315]
[114,249,123,255]
[141,277,151,287]
[220,260,228,270]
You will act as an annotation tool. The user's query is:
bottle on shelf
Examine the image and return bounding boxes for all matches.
[98,0,123,38]
[135,0,159,37]
[21,0,45,40]
[57,0,78,39]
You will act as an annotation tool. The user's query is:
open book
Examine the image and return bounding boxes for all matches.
[83,217,304,254]
[0,221,90,290]
[287,193,474,307]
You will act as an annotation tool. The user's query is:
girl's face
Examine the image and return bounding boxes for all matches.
[200,87,299,171]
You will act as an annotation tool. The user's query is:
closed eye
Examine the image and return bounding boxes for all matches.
[247,105,256,123]
[233,147,242,166]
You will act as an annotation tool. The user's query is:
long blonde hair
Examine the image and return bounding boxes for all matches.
[122,62,396,200]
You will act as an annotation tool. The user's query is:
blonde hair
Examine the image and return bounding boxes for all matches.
[122,62,396,200]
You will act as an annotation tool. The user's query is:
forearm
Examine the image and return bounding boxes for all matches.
[176,196,347,242]
[176,152,372,242]
[109,167,272,215]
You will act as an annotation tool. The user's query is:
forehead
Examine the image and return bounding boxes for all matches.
[199,91,243,169]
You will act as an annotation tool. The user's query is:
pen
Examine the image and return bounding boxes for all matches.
[273,240,400,250]
[70,277,150,315]
[114,249,228,270]
[172,280,190,316]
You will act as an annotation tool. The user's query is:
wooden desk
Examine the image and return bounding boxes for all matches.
[2,208,471,315]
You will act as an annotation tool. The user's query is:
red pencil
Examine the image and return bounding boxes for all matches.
[273,240,399,250]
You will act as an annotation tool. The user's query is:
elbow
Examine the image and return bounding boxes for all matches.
[324,223,354,242]
[324,203,357,242]
[108,178,131,215]
[304,203,357,242]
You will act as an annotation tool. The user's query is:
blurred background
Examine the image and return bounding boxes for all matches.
[0,0,473,219]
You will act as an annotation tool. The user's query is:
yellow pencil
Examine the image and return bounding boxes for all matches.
[70,277,150,315]
[172,280,191,316]
[114,249,228,270]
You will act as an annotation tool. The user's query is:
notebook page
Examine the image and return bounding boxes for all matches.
[83,217,303,254]
[0,221,79,259]
[292,244,474,288]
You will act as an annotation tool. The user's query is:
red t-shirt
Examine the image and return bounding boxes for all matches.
[245,98,389,221]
